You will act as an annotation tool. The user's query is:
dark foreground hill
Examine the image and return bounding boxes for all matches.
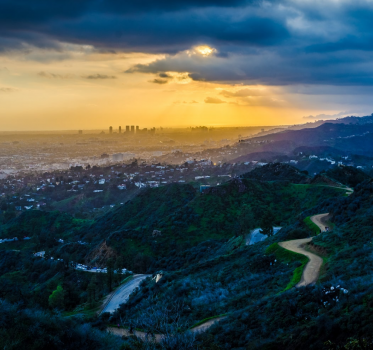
[110,179,373,350]
[0,168,372,350]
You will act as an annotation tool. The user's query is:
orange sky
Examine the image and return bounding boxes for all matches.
[0,45,348,131]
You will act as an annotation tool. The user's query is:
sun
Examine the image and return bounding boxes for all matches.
[194,45,216,57]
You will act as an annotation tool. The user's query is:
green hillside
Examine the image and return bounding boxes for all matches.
[73,178,345,272]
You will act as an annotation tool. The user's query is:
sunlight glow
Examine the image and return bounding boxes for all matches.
[193,45,216,57]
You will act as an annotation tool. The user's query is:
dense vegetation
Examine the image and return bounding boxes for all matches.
[324,166,371,187]
[0,300,120,350]
[242,163,310,183]
[0,163,373,349]
[75,178,344,272]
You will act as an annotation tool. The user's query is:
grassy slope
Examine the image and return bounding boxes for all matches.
[266,243,309,291]
[303,216,320,236]
[77,180,345,272]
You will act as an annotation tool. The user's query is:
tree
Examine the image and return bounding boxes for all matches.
[238,205,255,236]
[128,300,196,350]
[87,278,96,306]
[260,209,275,237]
[48,285,64,310]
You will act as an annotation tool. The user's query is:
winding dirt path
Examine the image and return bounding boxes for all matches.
[310,213,329,232]
[107,316,226,340]
[107,211,334,339]
[279,213,329,287]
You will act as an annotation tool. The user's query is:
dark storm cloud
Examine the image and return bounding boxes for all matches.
[3,0,373,86]
[0,1,288,53]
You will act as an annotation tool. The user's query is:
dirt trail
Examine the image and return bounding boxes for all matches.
[107,316,226,341]
[279,213,329,287]
[310,213,330,232]
[279,238,323,287]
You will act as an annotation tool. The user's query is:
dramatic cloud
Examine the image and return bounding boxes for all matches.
[205,97,225,104]
[2,0,373,87]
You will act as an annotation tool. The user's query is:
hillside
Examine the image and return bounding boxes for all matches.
[236,122,373,159]
[324,166,371,187]
[67,177,346,272]
[0,168,371,350]
[111,179,373,350]
[241,163,310,183]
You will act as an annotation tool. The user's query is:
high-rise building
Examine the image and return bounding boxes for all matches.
[136,126,139,133]
[126,125,130,133]
[131,125,135,133]
[109,126,113,134]
[119,126,122,133]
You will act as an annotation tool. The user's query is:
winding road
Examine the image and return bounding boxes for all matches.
[279,213,329,287]
[101,274,150,314]
[104,275,226,339]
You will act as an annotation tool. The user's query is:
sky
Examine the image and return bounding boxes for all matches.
[1,0,373,130]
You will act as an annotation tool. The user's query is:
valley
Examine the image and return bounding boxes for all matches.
[1,116,373,349]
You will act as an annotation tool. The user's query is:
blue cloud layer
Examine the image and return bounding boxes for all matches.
[2,0,373,85]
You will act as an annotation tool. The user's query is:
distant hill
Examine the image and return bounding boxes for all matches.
[231,151,289,163]
[324,166,372,187]
[239,123,373,157]
[326,114,373,125]
[241,163,310,183]
[292,146,347,157]
[282,114,373,131]
[309,173,343,187]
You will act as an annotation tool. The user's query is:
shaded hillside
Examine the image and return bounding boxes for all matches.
[324,166,371,187]
[230,151,288,163]
[0,210,89,241]
[248,123,373,156]
[72,179,345,272]
[309,173,343,187]
[292,146,346,157]
[242,163,310,183]
[112,180,373,350]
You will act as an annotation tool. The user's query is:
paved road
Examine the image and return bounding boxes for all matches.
[279,213,329,287]
[102,274,150,314]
